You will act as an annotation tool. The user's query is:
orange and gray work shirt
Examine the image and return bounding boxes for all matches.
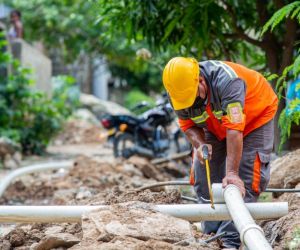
[175,60,278,140]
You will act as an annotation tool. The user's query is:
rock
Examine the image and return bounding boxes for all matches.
[76,187,93,200]
[128,156,165,181]
[82,202,192,243]
[276,183,300,211]
[28,229,44,242]
[0,240,11,250]
[0,137,20,156]
[269,149,300,188]
[263,208,300,250]
[80,93,131,116]
[70,235,200,250]
[3,153,19,169]
[73,108,101,126]
[32,233,80,250]
[121,163,144,177]
[0,137,21,168]
[44,226,64,235]
[13,246,30,250]
[160,161,187,178]
[5,228,26,247]
[30,243,39,250]
[53,189,76,205]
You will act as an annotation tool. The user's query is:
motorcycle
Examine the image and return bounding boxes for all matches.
[99,101,151,143]
[100,96,190,159]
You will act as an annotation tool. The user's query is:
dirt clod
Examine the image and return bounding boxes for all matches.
[104,189,181,205]
[5,228,26,247]
[33,233,80,250]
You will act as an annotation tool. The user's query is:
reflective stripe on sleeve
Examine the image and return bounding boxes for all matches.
[191,111,209,124]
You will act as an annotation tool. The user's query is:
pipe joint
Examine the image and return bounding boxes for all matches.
[240,224,264,244]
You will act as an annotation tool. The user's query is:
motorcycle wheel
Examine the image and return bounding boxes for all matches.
[113,132,135,158]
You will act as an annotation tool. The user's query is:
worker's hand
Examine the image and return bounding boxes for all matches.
[196,144,212,164]
[222,173,245,197]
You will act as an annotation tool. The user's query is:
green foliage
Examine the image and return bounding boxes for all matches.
[6,0,165,92]
[262,2,300,149]
[261,1,300,34]
[124,89,155,112]
[98,0,260,60]
[0,36,79,154]
[5,0,101,61]
[279,98,300,150]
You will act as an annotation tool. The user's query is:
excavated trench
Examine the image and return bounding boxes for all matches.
[0,143,299,249]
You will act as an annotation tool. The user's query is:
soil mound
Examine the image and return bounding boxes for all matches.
[269,149,300,188]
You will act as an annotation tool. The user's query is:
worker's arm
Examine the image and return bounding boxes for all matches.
[222,129,245,196]
[218,78,247,196]
[185,126,205,149]
[178,118,212,163]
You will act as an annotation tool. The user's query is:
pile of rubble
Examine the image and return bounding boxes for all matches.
[0,156,182,206]
[0,148,299,249]
[262,149,300,250]
[0,154,220,249]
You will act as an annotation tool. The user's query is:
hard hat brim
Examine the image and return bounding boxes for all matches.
[170,83,198,110]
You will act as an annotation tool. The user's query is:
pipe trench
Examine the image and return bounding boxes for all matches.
[0,162,289,250]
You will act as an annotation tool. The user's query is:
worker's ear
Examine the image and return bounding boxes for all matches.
[199,76,205,84]
[198,76,207,98]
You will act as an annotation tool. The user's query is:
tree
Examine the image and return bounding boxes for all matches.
[98,0,300,151]
[5,0,103,60]
[6,0,163,92]
[262,1,300,150]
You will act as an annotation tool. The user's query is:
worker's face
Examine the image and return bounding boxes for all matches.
[198,76,207,99]
[190,76,207,109]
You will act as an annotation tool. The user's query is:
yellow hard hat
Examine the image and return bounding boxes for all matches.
[162,57,199,110]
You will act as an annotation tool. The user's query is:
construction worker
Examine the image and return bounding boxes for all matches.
[162,57,278,250]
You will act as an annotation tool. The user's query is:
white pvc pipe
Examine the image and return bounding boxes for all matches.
[212,183,225,203]
[155,203,287,222]
[0,203,288,223]
[223,185,273,250]
[0,161,73,197]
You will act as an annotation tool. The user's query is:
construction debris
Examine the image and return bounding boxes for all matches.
[52,119,103,145]
[0,123,299,249]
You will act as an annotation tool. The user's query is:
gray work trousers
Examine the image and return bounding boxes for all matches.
[193,119,274,249]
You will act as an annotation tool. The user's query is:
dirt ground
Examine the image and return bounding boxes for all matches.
[0,128,299,249]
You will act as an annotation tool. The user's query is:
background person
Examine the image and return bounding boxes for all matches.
[8,9,23,41]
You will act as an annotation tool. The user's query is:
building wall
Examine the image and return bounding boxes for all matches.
[10,39,52,96]
[92,57,110,100]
